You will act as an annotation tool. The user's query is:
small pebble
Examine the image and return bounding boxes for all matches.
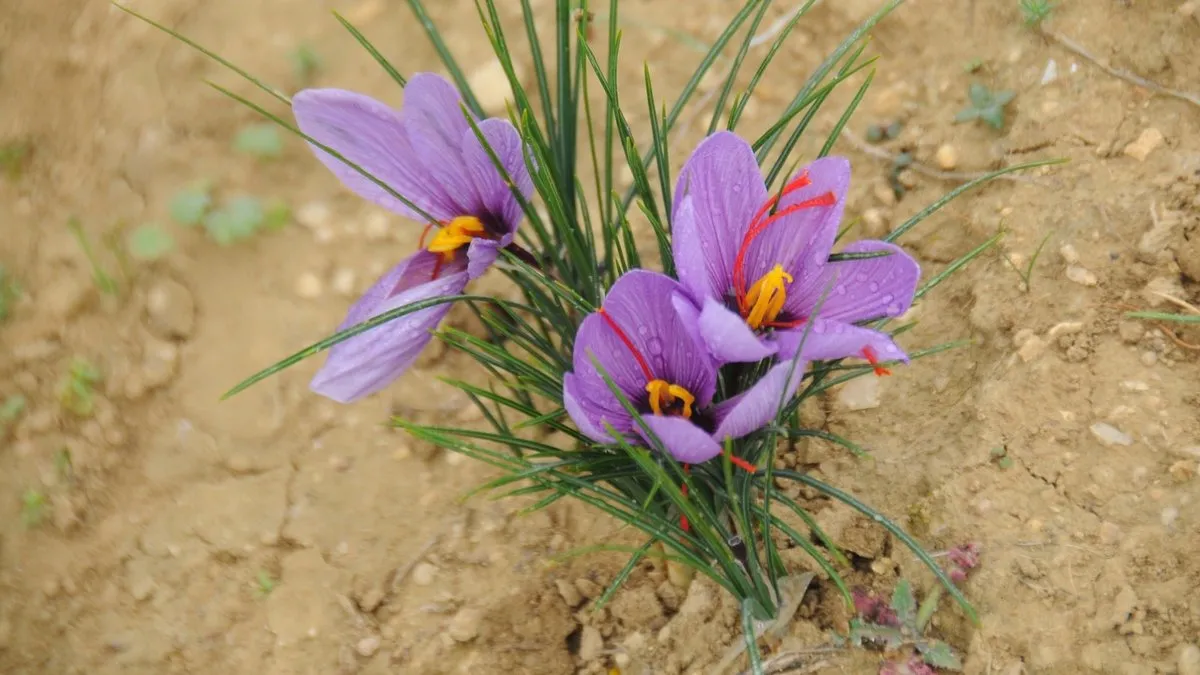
[144,278,196,340]
[297,201,332,230]
[1065,266,1098,286]
[574,578,602,599]
[363,212,390,240]
[1171,446,1200,460]
[294,272,324,299]
[935,144,959,170]
[1098,521,1121,545]
[1161,507,1179,528]
[410,562,438,587]
[1118,321,1145,344]
[578,625,604,662]
[555,579,583,607]
[1140,351,1158,367]
[1123,128,1164,162]
[1018,335,1048,363]
[1058,243,1080,265]
[1090,422,1132,447]
[40,276,92,321]
[1178,644,1200,675]
[448,607,483,642]
[355,635,381,657]
[331,268,357,297]
[1168,461,1196,481]
[1118,380,1149,393]
[835,375,881,411]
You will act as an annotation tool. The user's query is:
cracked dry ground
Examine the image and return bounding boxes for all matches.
[2,0,1199,674]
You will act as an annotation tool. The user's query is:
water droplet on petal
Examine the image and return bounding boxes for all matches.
[855,273,868,282]
[813,321,826,334]
[886,303,900,315]
[637,325,649,336]
[647,337,665,355]
[836,285,847,295]
[868,282,879,293]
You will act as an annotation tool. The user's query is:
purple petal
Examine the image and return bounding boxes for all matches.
[774,320,908,364]
[402,73,479,216]
[292,88,456,221]
[670,291,706,357]
[585,270,717,405]
[459,119,533,235]
[310,250,468,403]
[743,157,851,308]
[790,240,919,323]
[563,373,622,443]
[698,297,778,364]
[671,196,714,305]
[637,415,723,464]
[712,360,807,441]
[466,237,503,280]
[672,132,768,299]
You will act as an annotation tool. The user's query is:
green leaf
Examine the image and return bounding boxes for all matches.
[170,185,213,226]
[126,224,175,261]
[1125,311,1200,324]
[968,82,990,107]
[263,200,291,230]
[890,579,917,628]
[918,639,964,670]
[289,43,323,84]
[204,196,264,245]
[234,123,284,158]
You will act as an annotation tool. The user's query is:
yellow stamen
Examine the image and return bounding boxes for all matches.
[742,264,793,329]
[427,216,487,260]
[645,379,696,418]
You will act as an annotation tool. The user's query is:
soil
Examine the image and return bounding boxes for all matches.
[2,1,1198,674]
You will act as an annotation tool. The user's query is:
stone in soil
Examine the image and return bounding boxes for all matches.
[1123,128,1164,162]
[448,607,483,642]
[144,277,195,340]
[1090,422,1132,447]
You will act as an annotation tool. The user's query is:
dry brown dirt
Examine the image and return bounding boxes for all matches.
[2,1,1199,674]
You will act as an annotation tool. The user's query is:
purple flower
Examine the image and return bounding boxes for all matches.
[292,73,533,402]
[671,131,919,373]
[563,270,806,464]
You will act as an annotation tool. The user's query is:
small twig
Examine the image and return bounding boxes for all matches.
[389,534,440,591]
[1150,291,1200,316]
[1040,27,1200,109]
[839,129,1038,184]
[736,652,838,675]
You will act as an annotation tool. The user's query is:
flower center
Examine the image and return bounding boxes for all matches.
[645,379,696,418]
[597,308,695,419]
[742,264,793,330]
[426,215,487,260]
[729,171,837,331]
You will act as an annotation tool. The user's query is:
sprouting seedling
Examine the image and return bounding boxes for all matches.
[234,123,284,159]
[1002,230,1054,292]
[0,394,27,439]
[203,195,267,245]
[53,448,74,483]
[126,224,176,262]
[1018,0,1055,27]
[170,183,214,226]
[56,357,103,418]
[66,217,120,296]
[963,58,984,74]
[0,139,32,181]
[865,120,903,144]
[847,543,981,673]
[0,265,21,321]
[255,570,277,596]
[289,43,323,85]
[989,446,1014,470]
[955,83,1015,131]
[21,488,48,528]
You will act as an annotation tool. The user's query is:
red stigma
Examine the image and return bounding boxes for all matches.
[730,171,837,312]
[725,449,758,473]
[418,222,437,249]
[680,473,690,533]
[597,308,655,382]
[862,346,892,377]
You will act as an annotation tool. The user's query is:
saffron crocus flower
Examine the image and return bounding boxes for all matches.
[671,131,919,373]
[563,270,806,464]
[292,73,533,402]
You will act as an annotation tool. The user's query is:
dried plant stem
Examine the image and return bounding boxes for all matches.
[734,652,838,675]
[1039,27,1200,109]
[839,129,1036,184]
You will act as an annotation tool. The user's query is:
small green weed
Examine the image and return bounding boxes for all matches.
[0,265,21,321]
[256,570,277,596]
[234,123,284,159]
[955,83,1015,130]
[127,224,176,261]
[1003,230,1054,292]
[0,139,32,180]
[289,44,323,85]
[989,446,1014,470]
[1019,0,1055,26]
[170,183,214,226]
[57,357,103,417]
[67,218,120,296]
[0,394,27,439]
[21,488,48,528]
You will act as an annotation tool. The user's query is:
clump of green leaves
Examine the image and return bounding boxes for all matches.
[255,570,277,596]
[234,123,284,159]
[289,44,323,85]
[847,544,981,673]
[170,183,214,226]
[56,357,103,417]
[955,83,1015,130]
[0,139,32,180]
[67,218,120,296]
[989,446,1014,470]
[21,488,48,528]
[1018,0,1055,27]
[126,224,176,261]
[0,265,21,321]
[865,121,903,144]
[0,394,27,439]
